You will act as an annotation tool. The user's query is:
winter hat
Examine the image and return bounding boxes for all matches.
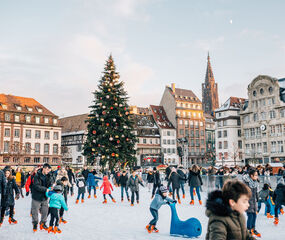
[54,185,63,192]
[57,166,61,169]
[153,167,157,171]
[159,185,168,193]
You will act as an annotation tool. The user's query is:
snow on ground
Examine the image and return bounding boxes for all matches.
[1,182,285,240]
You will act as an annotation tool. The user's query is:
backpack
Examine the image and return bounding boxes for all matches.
[258,189,268,201]
[78,180,85,188]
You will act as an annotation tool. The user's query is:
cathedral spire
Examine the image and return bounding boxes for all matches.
[205,52,215,84]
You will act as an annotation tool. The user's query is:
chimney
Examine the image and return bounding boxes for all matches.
[171,83,175,93]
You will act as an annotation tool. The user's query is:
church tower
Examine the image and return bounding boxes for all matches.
[202,53,219,116]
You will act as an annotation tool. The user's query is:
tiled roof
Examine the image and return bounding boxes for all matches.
[150,105,174,129]
[59,113,88,133]
[216,97,246,112]
[204,113,214,119]
[168,87,201,103]
[0,94,56,117]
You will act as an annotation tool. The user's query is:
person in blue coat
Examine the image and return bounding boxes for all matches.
[86,172,102,199]
[146,185,175,233]
[46,185,68,234]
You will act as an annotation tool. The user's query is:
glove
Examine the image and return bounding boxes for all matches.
[26,191,30,196]
[15,194,20,200]
[173,200,177,204]
[166,201,170,205]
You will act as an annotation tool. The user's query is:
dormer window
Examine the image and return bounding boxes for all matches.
[44,117,49,124]
[27,107,33,112]
[15,105,22,111]
[1,104,7,109]
[53,118,58,125]
[36,107,43,113]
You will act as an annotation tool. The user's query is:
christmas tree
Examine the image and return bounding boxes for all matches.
[83,55,137,170]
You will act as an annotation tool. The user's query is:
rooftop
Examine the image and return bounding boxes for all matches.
[167,86,201,103]
[216,97,246,112]
[59,113,88,133]
[150,105,174,129]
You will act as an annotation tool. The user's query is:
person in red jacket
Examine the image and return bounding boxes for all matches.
[100,176,116,204]
[25,166,40,196]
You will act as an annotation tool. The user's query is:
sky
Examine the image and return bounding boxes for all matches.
[1,0,285,117]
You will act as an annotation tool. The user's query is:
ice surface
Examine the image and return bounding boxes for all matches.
[1,182,284,239]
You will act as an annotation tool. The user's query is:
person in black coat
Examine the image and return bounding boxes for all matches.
[118,171,129,201]
[66,166,76,196]
[82,166,89,182]
[0,169,5,196]
[167,167,185,203]
[273,183,285,224]
[177,166,187,198]
[188,165,203,205]
[146,170,154,192]
[151,167,161,198]
[31,163,53,232]
[0,169,20,226]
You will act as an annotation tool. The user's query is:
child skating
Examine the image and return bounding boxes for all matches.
[100,176,116,203]
[86,172,102,199]
[146,185,175,233]
[46,185,68,234]
[75,174,86,204]
[127,170,144,206]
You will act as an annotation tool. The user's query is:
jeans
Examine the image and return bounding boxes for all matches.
[121,186,129,199]
[190,186,201,201]
[149,208,158,226]
[49,207,59,227]
[172,188,180,200]
[275,203,282,218]
[180,182,185,195]
[131,191,139,204]
[88,186,96,195]
[1,205,14,219]
[77,192,84,200]
[257,200,271,213]
[152,184,159,197]
[68,184,74,195]
[247,212,257,229]
[103,194,114,200]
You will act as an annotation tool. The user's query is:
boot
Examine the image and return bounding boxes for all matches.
[40,222,48,231]
[47,226,54,233]
[54,226,62,234]
[146,224,152,233]
[103,199,107,204]
[280,208,284,215]
[190,200,194,205]
[0,217,3,227]
[94,194,97,198]
[88,195,91,199]
[33,223,37,232]
[153,226,159,233]
[59,217,67,224]
[183,194,185,199]
[121,198,124,202]
[112,199,116,203]
[251,229,261,237]
[178,199,181,204]
[267,213,273,218]
[76,199,79,204]
[81,199,84,203]
[199,200,202,205]
[137,200,139,204]
[169,192,172,197]
[274,217,279,225]
[131,203,134,206]
[8,217,17,224]
[128,198,130,202]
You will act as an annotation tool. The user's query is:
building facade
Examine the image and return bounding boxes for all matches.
[59,114,89,168]
[160,84,206,167]
[240,75,285,165]
[204,113,216,166]
[202,54,219,116]
[130,108,162,167]
[215,97,245,166]
[150,105,179,165]
[0,94,61,166]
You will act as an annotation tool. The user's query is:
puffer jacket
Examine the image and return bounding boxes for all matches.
[205,190,254,240]
[127,175,144,192]
[100,176,113,194]
[86,173,102,187]
[1,178,19,207]
[150,193,174,210]
[46,191,68,210]
[243,174,258,213]
[273,183,285,205]
[188,170,203,187]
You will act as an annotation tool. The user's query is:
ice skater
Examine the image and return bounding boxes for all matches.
[100,176,116,204]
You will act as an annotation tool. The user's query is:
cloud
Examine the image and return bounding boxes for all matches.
[180,36,225,52]
[239,28,264,38]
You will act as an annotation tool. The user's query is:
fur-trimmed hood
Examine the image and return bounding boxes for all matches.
[206,190,233,217]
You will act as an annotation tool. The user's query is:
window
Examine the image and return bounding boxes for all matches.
[237,119,241,126]
[243,115,249,124]
[195,130,199,137]
[261,112,266,120]
[25,115,31,123]
[44,117,49,124]
[253,113,258,122]
[223,130,227,137]
[263,142,267,153]
[190,130,194,137]
[14,129,20,138]
[53,144,59,154]
[200,130,204,136]
[4,141,9,152]
[260,88,264,95]
[217,121,222,127]
[27,107,33,112]
[37,108,43,113]
[15,114,20,122]
[25,130,31,138]
[15,105,22,110]
[201,139,204,145]
[224,141,228,149]
[223,120,227,126]
[25,143,31,153]
[238,140,242,149]
[280,109,285,118]
[238,129,241,137]
[172,139,175,145]
[24,157,31,163]
[271,141,277,153]
[185,130,189,136]
[244,129,249,139]
[35,143,40,154]
[35,116,40,124]
[35,130,41,139]
[4,128,10,137]
[256,127,261,138]
[52,158,58,163]
[250,128,255,138]
[179,129,184,136]
[269,110,276,119]
[77,144,82,152]
[218,131,222,138]
[270,126,275,136]
[253,90,256,96]
[43,157,49,163]
[143,139,146,144]
[4,113,10,121]
[34,157,40,163]
[218,142,222,149]
[278,141,284,153]
[44,131,50,139]
[257,143,262,153]
[163,139,166,144]
[44,144,49,154]
[167,131,170,136]
[179,120,183,125]
[53,118,58,125]
[269,87,273,93]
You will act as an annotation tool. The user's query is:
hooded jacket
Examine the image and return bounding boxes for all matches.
[205,190,254,240]
[150,192,174,210]
[243,174,258,213]
[127,175,144,192]
[46,191,68,210]
[32,169,54,202]
[76,176,86,194]
[188,170,203,187]
[100,176,113,194]
[273,183,285,205]
[1,177,19,207]
[86,173,102,187]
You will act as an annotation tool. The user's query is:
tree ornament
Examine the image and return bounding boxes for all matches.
[117,140,120,143]
[103,106,106,109]
[106,123,110,126]
[123,126,127,129]
[115,103,118,106]
[106,95,110,99]
[93,140,96,143]
[126,138,129,141]
[111,153,115,157]
[113,118,116,122]
[102,111,106,115]
[119,104,122,107]
[109,137,113,141]
[125,112,129,115]
[92,130,96,134]
[124,107,127,110]
[102,155,105,159]
[116,154,119,157]
[122,135,125,137]
[115,135,119,138]
[110,107,113,110]
[92,148,95,151]
[108,88,111,92]
[101,118,104,121]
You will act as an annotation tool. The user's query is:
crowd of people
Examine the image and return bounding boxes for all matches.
[0,162,284,238]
